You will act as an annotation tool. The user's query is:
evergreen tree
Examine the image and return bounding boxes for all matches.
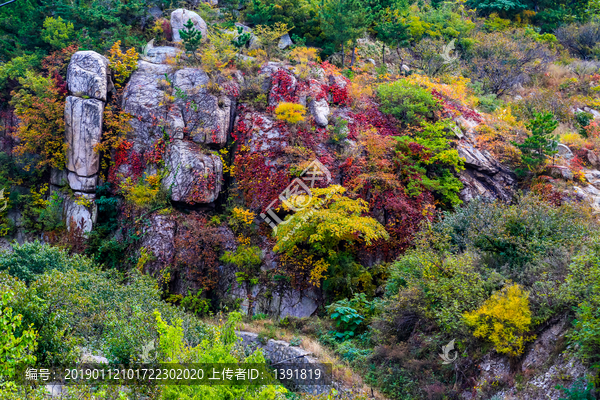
[320,0,372,67]
[179,19,203,60]
[513,112,559,175]
[374,0,410,64]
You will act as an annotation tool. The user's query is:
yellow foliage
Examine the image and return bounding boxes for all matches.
[121,175,162,209]
[237,235,251,245]
[74,194,92,208]
[561,132,589,151]
[232,207,256,226]
[309,258,329,287]
[108,41,139,88]
[491,106,524,129]
[348,73,375,108]
[280,247,329,288]
[405,74,478,109]
[247,48,267,61]
[463,284,534,357]
[201,31,237,73]
[137,247,154,272]
[289,47,319,80]
[253,22,291,57]
[274,102,306,124]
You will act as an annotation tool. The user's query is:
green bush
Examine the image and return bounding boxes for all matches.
[556,377,595,400]
[0,240,93,283]
[394,120,465,208]
[376,80,441,126]
[0,242,210,365]
[434,195,592,282]
[157,311,288,399]
[514,112,558,176]
[326,293,380,341]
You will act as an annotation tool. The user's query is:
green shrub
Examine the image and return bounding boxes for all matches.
[434,195,592,284]
[556,377,595,400]
[157,311,288,399]
[0,290,37,388]
[0,243,210,365]
[377,80,441,126]
[327,304,364,341]
[0,241,93,283]
[394,120,465,208]
[385,246,487,334]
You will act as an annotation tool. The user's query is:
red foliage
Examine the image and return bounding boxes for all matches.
[348,104,400,139]
[51,72,68,97]
[173,212,223,293]
[269,69,298,103]
[233,149,290,212]
[162,20,173,41]
[326,81,350,106]
[108,140,144,186]
[531,178,564,206]
[145,136,169,165]
[41,44,79,78]
[431,89,482,123]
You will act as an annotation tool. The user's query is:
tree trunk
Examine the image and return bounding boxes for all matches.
[341,42,345,68]
[382,43,386,65]
[350,43,356,67]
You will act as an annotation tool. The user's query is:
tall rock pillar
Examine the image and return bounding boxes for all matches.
[63,51,109,232]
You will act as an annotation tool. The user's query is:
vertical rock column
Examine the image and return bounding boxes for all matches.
[63,51,109,232]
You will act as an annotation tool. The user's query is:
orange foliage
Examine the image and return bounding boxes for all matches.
[11,74,67,170]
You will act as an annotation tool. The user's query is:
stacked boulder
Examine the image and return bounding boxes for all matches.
[121,50,230,204]
[60,51,110,232]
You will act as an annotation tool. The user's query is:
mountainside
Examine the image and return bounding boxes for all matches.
[1,1,600,399]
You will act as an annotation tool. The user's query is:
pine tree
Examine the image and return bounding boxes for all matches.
[320,0,373,67]
[513,112,559,175]
[374,1,410,64]
[179,19,202,59]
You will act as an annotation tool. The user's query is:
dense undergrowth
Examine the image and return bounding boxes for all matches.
[1,0,600,399]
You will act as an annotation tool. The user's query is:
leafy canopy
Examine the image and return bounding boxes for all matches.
[273,185,389,256]
[464,284,534,357]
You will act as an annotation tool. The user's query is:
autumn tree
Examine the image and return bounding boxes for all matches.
[464,284,534,357]
[10,71,67,170]
[273,185,389,256]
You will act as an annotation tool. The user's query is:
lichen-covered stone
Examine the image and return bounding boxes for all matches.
[65,96,104,177]
[67,51,109,101]
[170,9,207,42]
[162,140,223,203]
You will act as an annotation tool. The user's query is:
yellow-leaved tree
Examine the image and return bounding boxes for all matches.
[274,102,306,124]
[463,284,534,357]
[274,184,389,255]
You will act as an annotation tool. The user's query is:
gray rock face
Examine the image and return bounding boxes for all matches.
[170,9,207,42]
[278,33,294,50]
[140,214,176,275]
[309,99,330,127]
[67,172,97,193]
[65,96,103,177]
[143,46,182,64]
[162,140,223,203]
[557,143,574,159]
[67,51,109,102]
[458,141,516,203]
[122,62,232,151]
[63,192,97,233]
[549,165,573,180]
[174,68,232,146]
[50,169,68,187]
